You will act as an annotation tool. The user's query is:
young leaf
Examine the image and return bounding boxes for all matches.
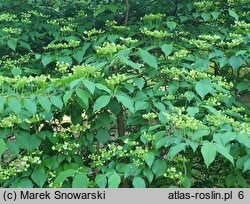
[161,44,173,57]
[152,159,167,178]
[83,80,95,94]
[195,79,214,100]
[201,142,217,168]
[144,151,155,167]
[93,95,111,112]
[167,143,186,158]
[96,128,109,144]
[166,21,177,30]
[95,174,107,188]
[6,141,19,156]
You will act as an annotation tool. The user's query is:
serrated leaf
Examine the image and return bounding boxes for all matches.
[31,167,46,187]
[72,173,89,188]
[93,95,111,112]
[132,177,146,188]
[108,173,121,188]
[138,49,158,69]
[201,142,217,168]
[24,99,37,115]
[50,95,63,109]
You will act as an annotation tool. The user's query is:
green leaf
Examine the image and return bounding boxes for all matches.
[0,96,4,111]
[132,177,146,188]
[11,67,22,77]
[54,169,76,184]
[73,43,91,64]
[31,167,47,187]
[138,49,158,69]
[166,21,177,30]
[8,97,22,114]
[16,132,41,151]
[96,128,109,144]
[229,56,243,69]
[201,142,217,168]
[16,178,33,188]
[38,96,52,112]
[144,151,155,167]
[187,107,199,117]
[63,90,73,104]
[75,88,89,108]
[152,159,167,178]
[93,95,111,112]
[72,173,89,188]
[42,56,52,67]
[161,44,173,57]
[7,38,17,51]
[243,158,250,172]
[133,78,145,90]
[0,139,6,158]
[211,11,220,19]
[95,83,111,93]
[57,56,72,66]
[143,168,154,183]
[50,95,63,109]
[201,13,211,21]
[24,99,37,115]
[83,80,95,94]
[215,143,234,165]
[108,173,121,188]
[116,94,134,113]
[6,141,19,156]
[229,10,239,21]
[95,174,107,188]
[167,143,186,158]
[195,79,214,100]
[236,82,249,93]
[237,134,250,148]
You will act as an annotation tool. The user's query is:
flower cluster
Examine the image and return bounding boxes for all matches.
[164,108,209,131]
[193,1,215,11]
[199,34,221,42]
[105,73,127,87]
[2,27,22,35]
[164,167,184,185]
[140,27,171,39]
[0,13,17,22]
[72,64,101,78]
[141,13,166,22]
[168,50,189,60]
[56,61,69,74]
[234,20,250,29]
[0,151,41,181]
[95,42,127,57]
[83,28,104,41]
[120,37,138,46]
[44,40,80,50]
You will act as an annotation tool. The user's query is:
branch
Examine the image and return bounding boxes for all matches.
[124,0,129,25]
[0,0,28,12]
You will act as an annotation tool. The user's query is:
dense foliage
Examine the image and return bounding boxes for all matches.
[0,0,249,188]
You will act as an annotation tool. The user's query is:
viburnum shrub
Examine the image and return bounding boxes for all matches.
[0,0,249,188]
